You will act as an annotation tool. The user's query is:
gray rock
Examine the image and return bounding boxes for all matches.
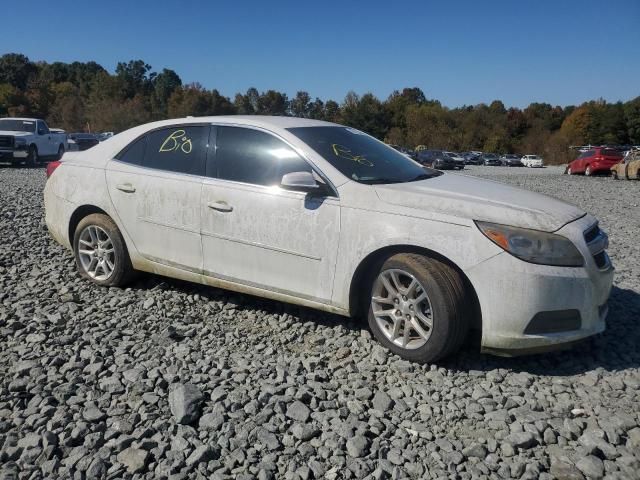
[291,423,320,441]
[185,445,215,467]
[503,431,537,449]
[82,404,106,422]
[169,383,204,425]
[117,447,148,474]
[550,461,586,480]
[199,413,224,431]
[575,456,604,479]
[346,435,369,458]
[286,401,311,422]
[462,443,487,458]
[372,391,394,412]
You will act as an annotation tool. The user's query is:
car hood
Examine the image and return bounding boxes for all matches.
[0,130,31,137]
[374,173,585,232]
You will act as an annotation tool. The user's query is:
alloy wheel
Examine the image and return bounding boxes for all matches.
[77,225,116,281]
[371,268,434,349]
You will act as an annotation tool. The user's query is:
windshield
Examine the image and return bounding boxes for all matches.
[485,154,498,159]
[0,119,35,133]
[288,126,441,184]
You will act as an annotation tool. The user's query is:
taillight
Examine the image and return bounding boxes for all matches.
[46,161,61,178]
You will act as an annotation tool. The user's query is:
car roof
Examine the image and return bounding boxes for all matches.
[142,115,338,130]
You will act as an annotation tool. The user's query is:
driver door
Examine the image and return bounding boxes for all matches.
[200,125,340,304]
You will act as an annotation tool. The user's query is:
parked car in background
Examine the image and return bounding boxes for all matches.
[444,152,465,169]
[522,155,544,168]
[97,132,115,142]
[416,150,457,170]
[389,144,417,160]
[44,116,614,363]
[68,133,100,151]
[0,118,66,166]
[500,154,523,167]
[462,152,484,165]
[481,153,502,166]
[610,150,640,180]
[566,147,622,176]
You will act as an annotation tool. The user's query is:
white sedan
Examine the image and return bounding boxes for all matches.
[522,154,544,167]
[44,116,613,362]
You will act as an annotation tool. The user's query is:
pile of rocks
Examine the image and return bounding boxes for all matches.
[0,167,638,479]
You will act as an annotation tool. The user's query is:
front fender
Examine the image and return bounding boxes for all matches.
[331,206,502,312]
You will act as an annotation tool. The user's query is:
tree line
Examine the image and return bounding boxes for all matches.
[1,53,639,164]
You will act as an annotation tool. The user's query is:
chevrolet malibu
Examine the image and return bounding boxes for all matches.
[44,116,614,362]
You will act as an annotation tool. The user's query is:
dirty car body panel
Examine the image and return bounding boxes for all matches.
[44,116,614,356]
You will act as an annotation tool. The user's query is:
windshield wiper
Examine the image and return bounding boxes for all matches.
[408,172,442,182]
[358,177,403,185]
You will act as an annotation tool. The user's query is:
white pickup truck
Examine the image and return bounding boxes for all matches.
[0,118,67,167]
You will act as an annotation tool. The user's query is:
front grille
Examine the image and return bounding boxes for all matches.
[584,223,611,271]
[0,136,14,149]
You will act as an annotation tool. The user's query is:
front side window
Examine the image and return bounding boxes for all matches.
[142,126,209,175]
[288,126,439,184]
[214,126,312,186]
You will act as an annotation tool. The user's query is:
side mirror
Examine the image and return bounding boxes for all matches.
[280,171,320,193]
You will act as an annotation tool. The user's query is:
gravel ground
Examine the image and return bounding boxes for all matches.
[0,165,639,480]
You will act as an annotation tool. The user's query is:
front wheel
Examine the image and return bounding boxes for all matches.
[26,145,38,167]
[367,253,469,363]
[73,213,134,287]
[56,145,65,160]
[585,166,593,176]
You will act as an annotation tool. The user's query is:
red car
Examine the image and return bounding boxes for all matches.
[567,147,623,176]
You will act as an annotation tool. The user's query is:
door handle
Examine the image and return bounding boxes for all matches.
[116,183,136,193]
[207,201,233,212]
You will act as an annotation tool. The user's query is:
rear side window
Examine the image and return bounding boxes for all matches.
[601,148,622,157]
[213,126,312,186]
[117,126,209,175]
[143,126,209,175]
[119,136,146,165]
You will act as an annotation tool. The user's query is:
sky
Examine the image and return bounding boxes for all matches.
[3,0,639,108]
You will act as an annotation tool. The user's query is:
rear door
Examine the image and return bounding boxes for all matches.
[200,125,340,303]
[106,124,210,272]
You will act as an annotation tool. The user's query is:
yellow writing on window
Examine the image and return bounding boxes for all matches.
[331,144,373,166]
[159,130,192,154]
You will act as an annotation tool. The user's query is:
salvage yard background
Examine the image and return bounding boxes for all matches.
[0,165,638,479]
[1,53,640,165]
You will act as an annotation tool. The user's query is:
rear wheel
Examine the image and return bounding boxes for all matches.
[585,165,593,176]
[611,170,618,180]
[73,213,134,287]
[56,145,64,160]
[367,253,469,363]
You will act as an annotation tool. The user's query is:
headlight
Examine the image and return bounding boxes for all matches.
[14,138,26,146]
[475,221,584,267]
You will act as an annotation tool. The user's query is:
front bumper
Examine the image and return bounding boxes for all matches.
[0,148,27,160]
[467,214,614,355]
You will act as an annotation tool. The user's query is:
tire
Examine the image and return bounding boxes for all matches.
[567,166,573,175]
[56,144,65,160]
[26,145,38,167]
[73,213,134,287]
[585,165,592,176]
[366,253,469,363]
[611,170,618,180]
